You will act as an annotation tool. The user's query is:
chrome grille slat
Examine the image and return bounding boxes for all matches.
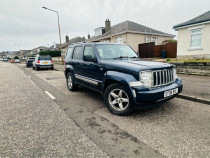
[156,71,158,86]
[152,69,174,88]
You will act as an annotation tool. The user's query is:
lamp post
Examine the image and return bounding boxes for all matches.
[42,7,63,64]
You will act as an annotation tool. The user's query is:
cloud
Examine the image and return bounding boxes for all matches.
[0,0,209,51]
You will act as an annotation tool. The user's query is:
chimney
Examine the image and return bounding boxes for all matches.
[105,19,111,32]
[88,34,90,39]
[65,35,69,43]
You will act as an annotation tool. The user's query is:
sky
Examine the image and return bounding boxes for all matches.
[0,0,209,52]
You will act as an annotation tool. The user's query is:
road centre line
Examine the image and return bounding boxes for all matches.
[45,91,56,100]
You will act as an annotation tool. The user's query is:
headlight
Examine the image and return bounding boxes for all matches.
[173,68,177,80]
[140,71,153,87]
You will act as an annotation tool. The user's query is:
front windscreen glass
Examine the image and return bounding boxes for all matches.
[96,44,138,59]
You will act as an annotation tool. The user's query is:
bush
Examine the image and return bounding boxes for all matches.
[39,51,61,57]
[166,58,171,61]
[14,56,19,59]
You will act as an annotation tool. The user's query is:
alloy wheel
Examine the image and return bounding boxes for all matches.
[108,89,129,111]
[68,75,73,89]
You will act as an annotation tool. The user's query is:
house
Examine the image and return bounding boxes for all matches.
[48,43,60,51]
[30,46,48,55]
[173,10,210,60]
[62,35,86,51]
[88,19,174,53]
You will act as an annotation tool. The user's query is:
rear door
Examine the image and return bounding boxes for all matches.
[71,46,84,83]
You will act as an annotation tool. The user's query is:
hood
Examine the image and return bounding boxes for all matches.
[100,59,173,73]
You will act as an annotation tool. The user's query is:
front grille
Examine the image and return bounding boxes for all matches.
[152,69,174,87]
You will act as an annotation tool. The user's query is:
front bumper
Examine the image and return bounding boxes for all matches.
[131,78,183,109]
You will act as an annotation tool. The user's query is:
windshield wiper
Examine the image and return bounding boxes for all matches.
[129,56,139,58]
[113,56,129,59]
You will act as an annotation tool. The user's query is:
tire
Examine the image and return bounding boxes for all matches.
[104,83,133,116]
[66,72,77,91]
[51,67,54,70]
[33,66,35,70]
[35,66,39,71]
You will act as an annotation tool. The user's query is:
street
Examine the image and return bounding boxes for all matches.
[1,62,210,157]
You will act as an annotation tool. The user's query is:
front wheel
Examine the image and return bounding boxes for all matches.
[104,83,133,116]
[66,72,77,91]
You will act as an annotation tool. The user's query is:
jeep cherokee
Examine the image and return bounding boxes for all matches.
[64,43,183,115]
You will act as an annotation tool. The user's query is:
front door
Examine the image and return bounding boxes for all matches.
[79,46,105,90]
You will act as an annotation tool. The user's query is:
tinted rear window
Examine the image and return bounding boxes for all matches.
[72,47,83,60]
[38,56,51,60]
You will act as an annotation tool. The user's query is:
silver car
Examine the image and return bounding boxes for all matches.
[33,55,54,71]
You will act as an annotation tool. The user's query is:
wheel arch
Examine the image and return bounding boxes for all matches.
[102,71,137,93]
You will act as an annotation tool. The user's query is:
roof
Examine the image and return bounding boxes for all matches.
[88,20,174,41]
[62,36,86,48]
[173,10,210,30]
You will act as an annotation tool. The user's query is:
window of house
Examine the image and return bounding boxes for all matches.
[146,36,150,43]
[151,37,158,45]
[116,37,124,44]
[190,29,202,48]
[72,46,83,60]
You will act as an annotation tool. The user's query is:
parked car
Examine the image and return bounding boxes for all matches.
[10,59,15,63]
[15,59,21,63]
[33,55,54,71]
[26,57,35,67]
[64,43,183,116]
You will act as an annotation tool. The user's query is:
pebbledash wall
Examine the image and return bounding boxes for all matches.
[177,23,210,60]
[99,33,173,53]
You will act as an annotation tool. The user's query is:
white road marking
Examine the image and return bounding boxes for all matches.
[45,91,56,100]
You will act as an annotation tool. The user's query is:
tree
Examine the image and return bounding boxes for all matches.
[162,39,177,45]
[14,56,19,59]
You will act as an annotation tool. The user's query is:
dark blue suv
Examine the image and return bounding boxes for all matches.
[64,43,182,115]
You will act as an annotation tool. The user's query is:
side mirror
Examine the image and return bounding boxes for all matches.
[84,55,97,62]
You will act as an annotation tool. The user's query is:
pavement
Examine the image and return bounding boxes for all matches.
[54,64,210,105]
[0,62,108,157]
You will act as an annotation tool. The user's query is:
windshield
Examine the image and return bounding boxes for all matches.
[96,45,138,59]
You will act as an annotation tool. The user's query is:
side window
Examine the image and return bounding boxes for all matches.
[84,46,95,58]
[72,46,83,60]
[66,47,73,59]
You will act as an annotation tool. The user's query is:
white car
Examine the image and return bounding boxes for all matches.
[15,59,21,63]
[33,55,54,71]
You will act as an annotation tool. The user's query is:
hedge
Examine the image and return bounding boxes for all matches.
[39,51,61,57]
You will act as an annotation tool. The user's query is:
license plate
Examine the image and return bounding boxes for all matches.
[43,62,48,64]
[164,88,178,98]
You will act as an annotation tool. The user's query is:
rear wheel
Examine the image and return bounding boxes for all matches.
[66,72,77,91]
[104,83,133,116]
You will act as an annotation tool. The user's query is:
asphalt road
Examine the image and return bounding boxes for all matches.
[1,62,210,157]
[0,62,108,157]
